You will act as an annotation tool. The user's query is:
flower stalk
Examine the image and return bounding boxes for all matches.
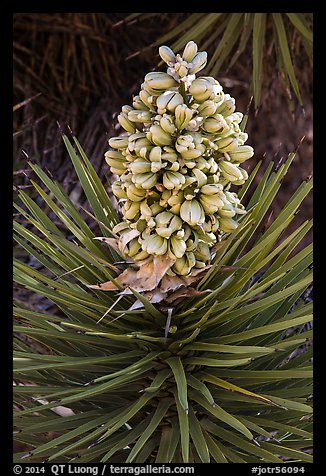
[106,41,254,276]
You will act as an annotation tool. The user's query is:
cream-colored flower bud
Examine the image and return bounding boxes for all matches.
[182,225,193,241]
[126,184,147,202]
[192,168,208,187]
[148,146,162,163]
[156,213,182,239]
[216,136,239,152]
[183,185,197,200]
[199,193,222,214]
[128,158,152,174]
[124,201,141,220]
[201,216,215,233]
[180,199,205,226]
[148,217,157,229]
[167,162,180,172]
[105,151,127,175]
[117,112,136,133]
[150,203,165,215]
[219,161,243,183]
[159,45,176,64]
[156,91,184,115]
[163,171,186,190]
[132,172,157,190]
[156,226,173,238]
[240,168,248,181]
[184,251,196,270]
[207,159,219,175]
[173,256,191,276]
[138,146,149,159]
[132,95,149,111]
[228,145,254,163]
[169,203,181,214]
[128,110,153,123]
[174,61,184,73]
[140,200,153,220]
[218,204,236,218]
[151,162,165,173]
[183,176,197,188]
[144,72,178,93]
[128,132,152,153]
[105,149,124,161]
[175,133,205,160]
[121,105,133,114]
[167,190,184,206]
[193,260,205,269]
[132,249,150,261]
[182,41,198,62]
[210,217,220,233]
[144,234,168,256]
[185,117,202,132]
[174,104,193,130]
[177,64,188,78]
[232,167,248,185]
[139,89,154,108]
[194,242,211,262]
[125,238,142,258]
[200,183,223,195]
[238,131,248,145]
[159,189,171,207]
[186,238,197,252]
[108,136,129,149]
[175,134,193,154]
[226,111,243,125]
[203,136,219,150]
[160,114,176,135]
[170,215,183,232]
[219,217,238,233]
[199,230,216,244]
[233,206,246,215]
[197,100,217,117]
[155,211,174,227]
[161,147,178,163]
[215,94,236,115]
[202,114,229,134]
[224,191,238,204]
[166,66,180,82]
[113,221,130,234]
[202,220,214,234]
[111,181,127,199]
[170,234,187,259]
[195,157,210,171]
[189,77,214,102]
[188,52,207,74]
[183,148,205,160]
[148,125,173,146]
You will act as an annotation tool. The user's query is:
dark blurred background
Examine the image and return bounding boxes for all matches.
[13,12,312,243]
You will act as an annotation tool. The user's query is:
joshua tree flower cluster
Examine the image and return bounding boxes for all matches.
[105,41,254,276]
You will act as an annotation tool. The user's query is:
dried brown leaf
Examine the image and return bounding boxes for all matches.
[129,290,167,310]
[88,255,176,293]
[160,274,188,294]
[164,287,211,304]
[160,265,211,294]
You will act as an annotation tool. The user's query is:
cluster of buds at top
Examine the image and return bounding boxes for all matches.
[105,41,254,277]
